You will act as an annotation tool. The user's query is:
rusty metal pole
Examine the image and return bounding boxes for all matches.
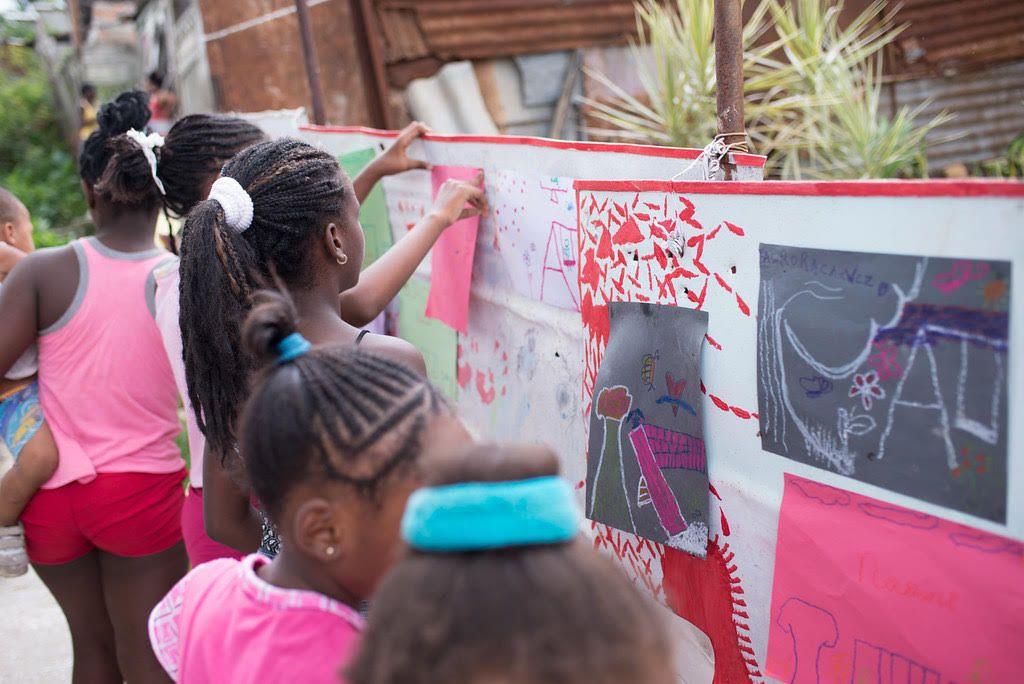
[294,0,327,125]
[714,0,747,177]
[348,0,394,129]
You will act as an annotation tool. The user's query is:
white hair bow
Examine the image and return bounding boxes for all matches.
[125,128,166,195]
[207,176,254,233]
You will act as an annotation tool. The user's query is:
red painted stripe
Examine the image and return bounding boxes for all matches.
[572,178,1024,197]
[299,124,767,166]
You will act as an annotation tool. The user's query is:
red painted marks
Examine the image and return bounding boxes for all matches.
[677,196,704,230]
[705,333,722,351]
[457,363,472,389]
[736,293,750,317]
[596,228,613,259]
[714,273,733,293]
[724,220,745,236]
[475,370,496,404]
[663,536,758,684]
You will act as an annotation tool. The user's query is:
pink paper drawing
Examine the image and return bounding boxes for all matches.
[425,165,482,333]
[491,169,579,311]
[767,473,1024,683]
[628,423,706,538]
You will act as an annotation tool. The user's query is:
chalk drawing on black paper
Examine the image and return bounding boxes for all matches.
[757,244,1010,522]
[586,301,710,557]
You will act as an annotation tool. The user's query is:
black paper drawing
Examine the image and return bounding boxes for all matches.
[586,301,710,557]
[757,243,1011,521]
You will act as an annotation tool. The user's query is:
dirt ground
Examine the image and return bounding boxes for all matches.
[0,568,72,683]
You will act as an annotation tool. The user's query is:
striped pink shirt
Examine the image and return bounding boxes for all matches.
[38,237,183,488]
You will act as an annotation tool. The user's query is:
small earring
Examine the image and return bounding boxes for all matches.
[336,253,348,266]
[325,546,336,557]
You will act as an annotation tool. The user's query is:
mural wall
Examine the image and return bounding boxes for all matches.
[283,118,1024,684]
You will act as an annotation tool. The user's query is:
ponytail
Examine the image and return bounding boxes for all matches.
[179,138,349,456]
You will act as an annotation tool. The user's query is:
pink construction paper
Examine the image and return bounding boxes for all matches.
[425,166,482,333]
[767,474,1024,683]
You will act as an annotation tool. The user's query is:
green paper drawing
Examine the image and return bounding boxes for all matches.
[338,148,393,268]
[398,277,458,400]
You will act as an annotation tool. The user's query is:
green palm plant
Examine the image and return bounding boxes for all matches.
[766,0,952,178]
[583,0,807,149]
[585,0,953,179]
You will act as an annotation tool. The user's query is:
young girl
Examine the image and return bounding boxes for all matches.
[178,136,484,555]
[347,444,677,684]
[154,115,457,564]
[148,290,471,682]
[0,188,59,577]
[0,90,186,682]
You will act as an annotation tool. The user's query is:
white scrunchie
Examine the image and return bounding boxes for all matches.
[125,128,166,195]
[207,176,254,233]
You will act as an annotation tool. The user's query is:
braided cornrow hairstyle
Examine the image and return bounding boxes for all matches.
[239,289,451,517]
[80,90,164,210]
[179,137,349,457]
[160,114,266,219]
[346,445,675,684]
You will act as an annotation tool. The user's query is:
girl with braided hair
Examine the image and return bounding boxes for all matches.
[151,117,464,565]
[0,90,188,682]
[177,135,484,557]
[149,288,470,683]
[347,443,676,684]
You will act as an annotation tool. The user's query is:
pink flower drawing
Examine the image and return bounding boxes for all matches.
[849,371,885,410]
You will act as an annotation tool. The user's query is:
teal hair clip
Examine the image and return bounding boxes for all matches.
[401,476,581,552]
[276,332,311,364]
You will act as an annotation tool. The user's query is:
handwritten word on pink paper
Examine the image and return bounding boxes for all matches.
[767,474,1023,683]
[425,166,482,333]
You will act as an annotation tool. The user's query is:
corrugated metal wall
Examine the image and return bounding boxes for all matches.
[197,0,374,125]
[891,0,1024,77]
[376,0,638,62]
[886,60,1024,170]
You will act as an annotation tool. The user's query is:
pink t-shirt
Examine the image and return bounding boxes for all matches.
[153,259,206,486]
[149,554,364,683]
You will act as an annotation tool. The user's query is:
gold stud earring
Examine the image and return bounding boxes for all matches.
[336,253,348,266]
[325,546,336,557]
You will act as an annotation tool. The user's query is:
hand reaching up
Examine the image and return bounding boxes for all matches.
[374,121,431,177]
[428,172,487,228]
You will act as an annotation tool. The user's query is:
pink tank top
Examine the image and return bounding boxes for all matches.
[38,237,183,489]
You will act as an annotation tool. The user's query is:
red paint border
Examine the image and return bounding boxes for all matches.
[299,124,768,168]
[571,179,1024,198]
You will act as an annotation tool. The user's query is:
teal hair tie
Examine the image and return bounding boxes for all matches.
[276,332,311,364]
[402,476,581,552]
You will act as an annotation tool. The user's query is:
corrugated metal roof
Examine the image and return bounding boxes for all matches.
[376,0,638,63]
[885,59,1024,169]
[891,0,1024,76]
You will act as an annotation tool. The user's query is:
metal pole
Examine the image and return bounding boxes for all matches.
[714,0,747,175]
[294,0,327,125]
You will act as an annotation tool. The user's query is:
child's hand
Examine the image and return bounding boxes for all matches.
[428,173,487,228]
[373,122,431,177]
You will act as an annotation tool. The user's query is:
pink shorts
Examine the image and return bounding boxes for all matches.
[22,470,186,565]
[181,487,242,566]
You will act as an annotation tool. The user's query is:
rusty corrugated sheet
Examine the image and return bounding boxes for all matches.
[886,59,1024,168]
[198,0,376,125]
[892,0,1024,77]
[376,0,638,63]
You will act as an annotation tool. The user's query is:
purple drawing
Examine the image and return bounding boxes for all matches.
[851,639,940,684]
[776,597,839,684]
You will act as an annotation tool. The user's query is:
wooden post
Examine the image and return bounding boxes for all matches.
[714,0,747,176]
[294,0,327,125]
[348,0,394,129]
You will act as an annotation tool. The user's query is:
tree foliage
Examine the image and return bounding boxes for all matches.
[0,36,87,245]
